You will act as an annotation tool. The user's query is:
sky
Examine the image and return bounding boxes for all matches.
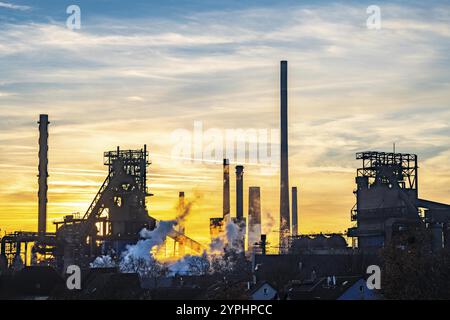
[0,0,449,252]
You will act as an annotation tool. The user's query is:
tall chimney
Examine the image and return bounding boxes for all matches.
[38,114,49,234]
[248,187,262,254]
[178,191,185,234]
[223,159,230,221]
[177,191,185,256]
[279,60,290,253]
[292,187,298,236]
[235,165,244,220]
[261,234,267,255]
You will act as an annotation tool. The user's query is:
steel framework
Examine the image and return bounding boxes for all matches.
[356,151,418,192]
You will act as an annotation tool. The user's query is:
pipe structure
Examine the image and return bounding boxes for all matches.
[261,234,267,255]
[38,114,49,234]
[292,186,298,236]
[235,165,244,221]
[223,159,230,221]
[248,187,262,254]
[178,192,185,234]
[177,191,186,256]
[279,61,290,253]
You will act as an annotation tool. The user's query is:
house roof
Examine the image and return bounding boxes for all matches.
[249,281,277,295]
[286,276,362,300]
[1,266,63,297]
[149,287,205,300]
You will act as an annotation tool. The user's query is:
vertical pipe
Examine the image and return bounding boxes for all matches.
[24,243,28,267]
[415,155,419,199]
[143,144,147,198]
[261,234,267,255]
[248,187,262,254]
[178,191,186,256]
[235,165,245,254]
[279,60,290,253]
[178,192,185,234]
[292,187,298,236]
[38,114,49,234]
[235,165,244,220]
[223,159,230,221]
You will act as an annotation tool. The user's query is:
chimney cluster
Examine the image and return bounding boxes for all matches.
[217,61,300,255]
[220,161,256,255]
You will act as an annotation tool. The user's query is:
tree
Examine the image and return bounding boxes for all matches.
[187,253,210,275]
[120,255,168,287]
[381,225,450,299]
[209,246,250,277]
[207,280,250,300]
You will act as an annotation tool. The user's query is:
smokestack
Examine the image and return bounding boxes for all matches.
[177,191,185,256]
[261,234,267,255]
[279,60,290,253]
[38,114,49,234]
[178,192,185,234]
[179,191,185,206]
[223,159,230,221]
[235,165,244,220]
[292,187,298,236]
[248,187,262,254]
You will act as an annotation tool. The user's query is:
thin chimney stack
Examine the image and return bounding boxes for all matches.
[177,191,186,256]
[223,159,230,221]
[279,60,290,253]
[248,187,262,254]
[235,165,244,221]
[178,191,185,234]
[38,114,49,234]
[292,187,298,236]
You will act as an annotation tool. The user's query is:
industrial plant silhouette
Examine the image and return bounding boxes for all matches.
[1,61,449,300]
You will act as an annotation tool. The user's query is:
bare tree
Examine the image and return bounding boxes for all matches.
[187,253,210,275]
[381,226,450,299]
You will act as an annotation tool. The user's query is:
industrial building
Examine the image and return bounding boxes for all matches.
[347,151,450,251]
[1,60,449,300]
[0,122,204,273]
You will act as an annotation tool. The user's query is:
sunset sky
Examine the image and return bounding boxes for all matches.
[1,0,449,251]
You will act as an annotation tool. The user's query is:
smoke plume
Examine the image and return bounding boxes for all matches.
[91,218,246,277]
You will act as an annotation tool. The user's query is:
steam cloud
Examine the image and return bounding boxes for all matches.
[91,218,245,277]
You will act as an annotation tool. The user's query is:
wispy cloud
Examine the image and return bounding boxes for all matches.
[0,91,15,97]
[0,1,30,11]
[126,96,145,102]
[0,2,449,240]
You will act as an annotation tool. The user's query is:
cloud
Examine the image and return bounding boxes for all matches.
[0,91,14,97]
[127,96,145,102]
[0,2,449,241]
[0,1,30,11]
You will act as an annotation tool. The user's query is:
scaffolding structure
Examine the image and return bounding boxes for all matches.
[348,151,420,250]
[355,151,418,193]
